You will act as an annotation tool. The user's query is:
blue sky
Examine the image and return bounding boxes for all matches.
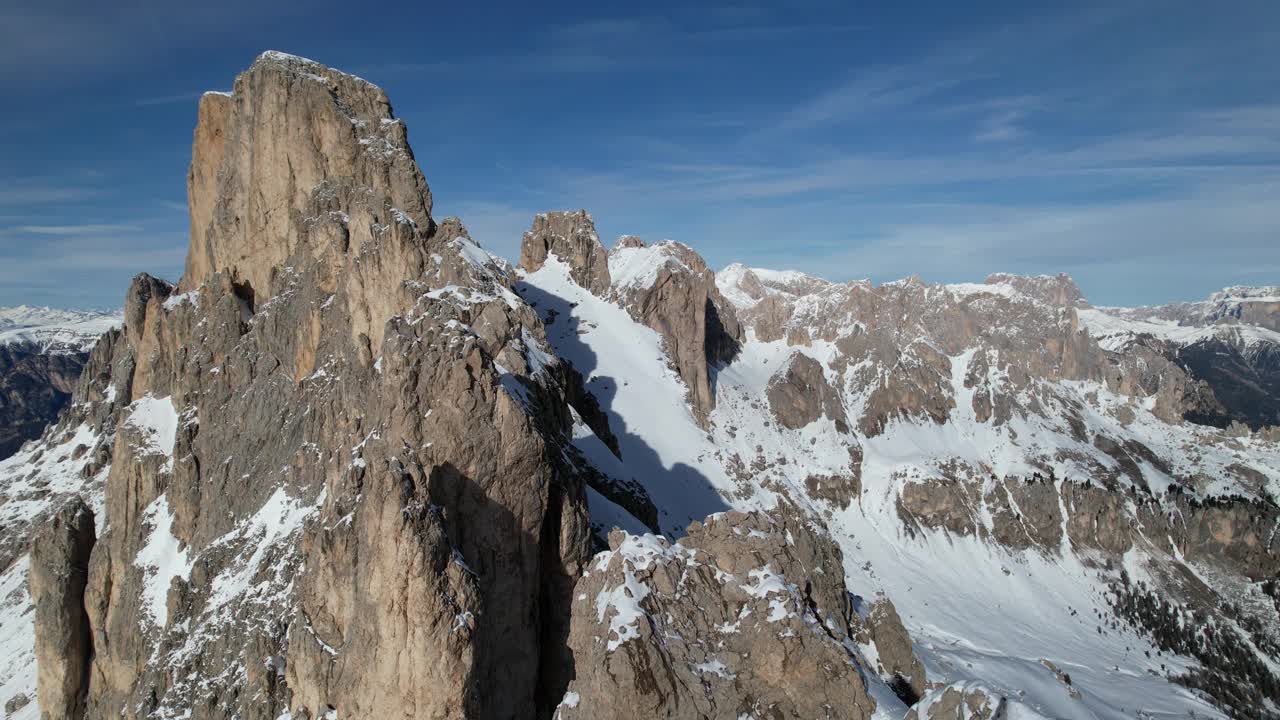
[1,1,1277,308]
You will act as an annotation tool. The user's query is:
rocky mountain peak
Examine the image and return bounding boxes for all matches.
[518,222,742,425]
[1209,285,1280,303]
[604,237,742,423]
[19,53,599,720]
[983,272,1084,307]
[518,210,611,295]
[182,48,432,346]
[613,234,646,250]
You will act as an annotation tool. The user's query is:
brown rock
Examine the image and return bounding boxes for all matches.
[865,596,927,700]
[767,352,847,431]
[558,510,875,720]
[984,272,1084,307]
[907,683,1006,720]
[518,210,612,295]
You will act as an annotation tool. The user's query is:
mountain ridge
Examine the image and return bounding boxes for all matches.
[0,52,1275,720]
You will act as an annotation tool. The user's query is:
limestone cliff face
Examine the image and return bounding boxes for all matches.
[721,269,1110,436]
[34,51,593,720]
[855,597,926,701]
[607,238,742,424]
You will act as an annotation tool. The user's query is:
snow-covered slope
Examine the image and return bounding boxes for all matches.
[518,256,740,533]
[1078,306,1280,352]
[520,243,1280,719]
[0,306,121,354]
[0,408,111,718]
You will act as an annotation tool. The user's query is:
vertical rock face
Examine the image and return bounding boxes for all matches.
[558,511,875,720]
[518,211,612,296]
[27,51,592,720]
[984,272,1084,307]
[31,497,96,720]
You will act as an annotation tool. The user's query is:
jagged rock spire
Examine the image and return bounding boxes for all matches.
[182,51,432,314]
[518,210,612,295]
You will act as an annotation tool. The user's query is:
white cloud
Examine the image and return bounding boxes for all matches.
[10,224,142,235]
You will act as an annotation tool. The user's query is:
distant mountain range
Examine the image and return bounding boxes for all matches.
[0,306,121,459]
[0,306,121,355]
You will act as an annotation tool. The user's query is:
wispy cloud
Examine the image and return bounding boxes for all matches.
[770,61,977,134]
[974,106,1028,142]
[0,221,186,306]
[9,223,142,235]
[808,178,1280,304]
[0,186,107,206]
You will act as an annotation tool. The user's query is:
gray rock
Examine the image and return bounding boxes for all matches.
[4,693,30,715]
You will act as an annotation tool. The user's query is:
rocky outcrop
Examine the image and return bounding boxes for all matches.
[1101,285,1280,333]
[1080,286,1280,429]
[5,693,31,715]
[1204,287,1280,331]
[767,351,848,431]
[984,272,1083,307]
[558,511,875,720]
[519,211,612,296]
[861,597,927,700]
[1162,335,1280,429]
[31,497,95,720]
[719,271,1110,437]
